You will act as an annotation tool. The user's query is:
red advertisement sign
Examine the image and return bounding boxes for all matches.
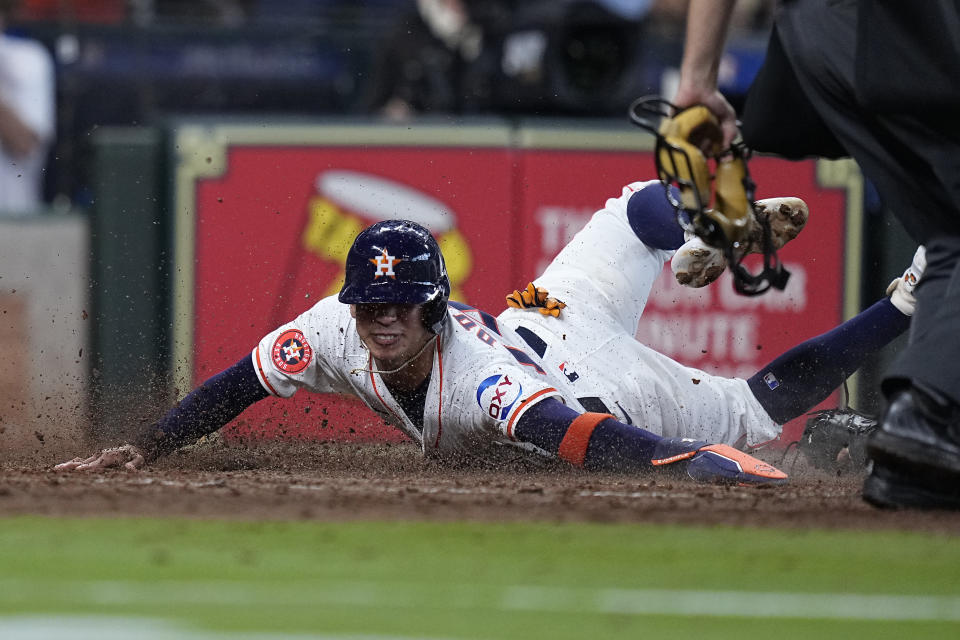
[183,132,850,446]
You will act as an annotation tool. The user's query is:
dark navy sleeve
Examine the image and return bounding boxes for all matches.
[514,396,579,452]
[515,397,661,471]
[747,298,911,423]
[134,354,269,460]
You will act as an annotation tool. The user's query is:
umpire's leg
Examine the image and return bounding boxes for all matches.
[775,0,960,506]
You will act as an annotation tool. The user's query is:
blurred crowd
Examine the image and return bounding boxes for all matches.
[0,0,775,214]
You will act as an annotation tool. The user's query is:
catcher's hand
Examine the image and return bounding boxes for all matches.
[54,444,145,472]
[799,408,877,472]
[506,283,566,318]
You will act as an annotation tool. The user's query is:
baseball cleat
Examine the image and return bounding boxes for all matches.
[671,238,726,288]
[671,197,809,288]
[651,438,788,486]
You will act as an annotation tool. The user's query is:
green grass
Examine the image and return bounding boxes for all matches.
[1,516,959,639]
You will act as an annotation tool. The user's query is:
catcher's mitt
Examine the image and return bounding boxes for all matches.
[506,283,566,318]
[799,408,877,471]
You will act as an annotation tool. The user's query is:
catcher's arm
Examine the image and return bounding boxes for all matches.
[54,354,269,472]
[675,0,740,147]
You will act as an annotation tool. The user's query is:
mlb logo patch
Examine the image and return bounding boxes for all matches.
[559,362,579,382]
[763,371,780,390]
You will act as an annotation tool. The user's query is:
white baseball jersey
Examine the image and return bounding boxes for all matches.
[252,296,585,460]
[252,180,781,460]
[497,181,781,448]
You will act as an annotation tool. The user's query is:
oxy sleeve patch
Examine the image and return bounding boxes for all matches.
[476,373,523,421]
[271,329,313,374]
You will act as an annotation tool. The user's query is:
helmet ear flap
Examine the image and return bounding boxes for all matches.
[421,297,448,334]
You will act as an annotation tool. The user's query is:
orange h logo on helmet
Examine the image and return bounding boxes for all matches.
[370,249,401,278]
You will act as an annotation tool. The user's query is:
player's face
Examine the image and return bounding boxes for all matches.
[351,303,433,369]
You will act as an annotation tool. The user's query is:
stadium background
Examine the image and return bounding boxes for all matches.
[2,3,957,639]
[1,0,915,451]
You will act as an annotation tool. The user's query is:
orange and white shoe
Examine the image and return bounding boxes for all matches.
[671,197,809,288]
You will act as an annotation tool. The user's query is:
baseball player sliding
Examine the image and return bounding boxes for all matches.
[57,180,924,484]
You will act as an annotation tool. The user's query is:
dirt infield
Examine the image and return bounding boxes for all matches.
[3,438,960,534]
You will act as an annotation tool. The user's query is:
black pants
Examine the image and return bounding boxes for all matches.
[746,0,960,403]
[740,24,846,160]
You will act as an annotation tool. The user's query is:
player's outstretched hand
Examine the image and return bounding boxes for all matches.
[651,438,788,486]
[54,444,145,472]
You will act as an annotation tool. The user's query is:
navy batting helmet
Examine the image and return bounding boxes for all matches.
[339,219,451,331]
